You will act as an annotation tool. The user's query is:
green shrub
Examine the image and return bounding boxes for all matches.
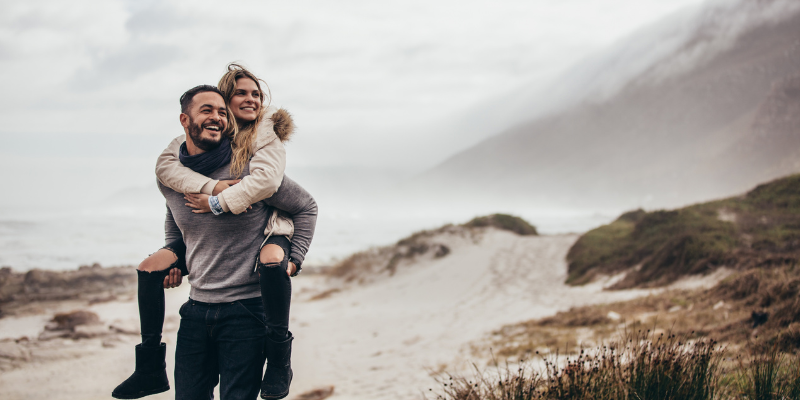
[464,214,538,236]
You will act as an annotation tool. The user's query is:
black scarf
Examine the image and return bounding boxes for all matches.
[178,137,232,175]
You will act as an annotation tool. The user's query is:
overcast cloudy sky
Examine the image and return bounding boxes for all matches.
[0,0,710,170]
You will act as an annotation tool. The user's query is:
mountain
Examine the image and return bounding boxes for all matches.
[414,0,800,210]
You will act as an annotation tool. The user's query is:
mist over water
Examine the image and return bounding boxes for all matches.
[0,177,620,272]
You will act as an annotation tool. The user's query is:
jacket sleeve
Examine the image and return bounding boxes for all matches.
[155,136,218,195]
[217,130,286,215]
[262,175,317,266]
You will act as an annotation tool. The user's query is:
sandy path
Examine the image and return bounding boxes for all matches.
[0,230,650,399]
[287,230,649,399]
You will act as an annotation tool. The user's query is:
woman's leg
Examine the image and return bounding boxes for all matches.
[257,236,294,399]
[112,240,186,399]
[136,248,178,348]
[258,242,291,340]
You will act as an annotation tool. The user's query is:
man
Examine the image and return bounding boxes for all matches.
[162,85,272,399]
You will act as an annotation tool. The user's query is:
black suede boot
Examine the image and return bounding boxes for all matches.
[112,343,169,399]
[260,332,294,399]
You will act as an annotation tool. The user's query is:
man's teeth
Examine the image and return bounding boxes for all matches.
[205,126,220,131]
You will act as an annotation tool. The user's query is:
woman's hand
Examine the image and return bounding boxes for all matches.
[212,179,241,196]
[184,193,211,213]
[287,262,297,277]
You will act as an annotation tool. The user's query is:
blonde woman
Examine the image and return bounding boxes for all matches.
[113,64,315,400]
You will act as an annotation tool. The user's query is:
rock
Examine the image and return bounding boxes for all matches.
[607,311,621,321]
[102,336,123,348]
[73,324,110,339]
[713,301,726,310]
[38,329,71,341]
[48,310,100,331]
[110,321,140,335]
[0,341,31,361]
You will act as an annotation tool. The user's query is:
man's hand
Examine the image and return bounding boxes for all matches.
[184,193,212,213]
[163,267,183,289]
[212,179,241,196]
[287,262,297,277]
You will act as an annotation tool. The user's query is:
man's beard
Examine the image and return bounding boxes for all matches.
[187,116,223,151]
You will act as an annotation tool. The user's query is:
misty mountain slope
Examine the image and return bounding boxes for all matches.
[416,3,800,209]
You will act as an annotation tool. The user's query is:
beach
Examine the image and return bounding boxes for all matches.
[0,229,656,399]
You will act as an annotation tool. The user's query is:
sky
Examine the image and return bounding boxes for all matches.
[1,0,784,269]
[0,0,708,174]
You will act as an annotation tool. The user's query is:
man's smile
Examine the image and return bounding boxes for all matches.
[203,123,222,132]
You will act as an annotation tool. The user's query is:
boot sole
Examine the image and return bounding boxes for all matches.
[260,391,289,400]
[112,385,170,399]
[260,377,291,400]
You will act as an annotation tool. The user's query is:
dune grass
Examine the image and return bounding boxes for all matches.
[566,174,800,289]
[432,329,723,400]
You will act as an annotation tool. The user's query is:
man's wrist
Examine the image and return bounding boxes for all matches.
[208,196,224,215]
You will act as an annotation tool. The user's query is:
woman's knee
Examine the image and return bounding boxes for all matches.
[138,249,177,272]
[259,244,285,264]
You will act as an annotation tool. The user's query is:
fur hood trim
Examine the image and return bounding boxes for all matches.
[270,108,295,142]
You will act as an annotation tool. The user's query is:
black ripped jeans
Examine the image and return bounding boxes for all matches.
[257,235,293,341]
[137,235,292,348]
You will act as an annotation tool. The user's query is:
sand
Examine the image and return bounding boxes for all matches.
[0,229,661,399]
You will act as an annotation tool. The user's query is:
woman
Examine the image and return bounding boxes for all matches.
[112,64,315,400]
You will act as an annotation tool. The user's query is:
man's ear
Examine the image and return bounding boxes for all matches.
[179,113,190,129]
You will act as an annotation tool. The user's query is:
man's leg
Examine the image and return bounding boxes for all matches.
[175,300,219,400]
[217,297,268,400]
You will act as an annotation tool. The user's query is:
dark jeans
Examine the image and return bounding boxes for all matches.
[174,297,267,400]
[258,235,292,341]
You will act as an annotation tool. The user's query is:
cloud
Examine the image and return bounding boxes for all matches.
[69,43,184,91]
[0,0,717,169]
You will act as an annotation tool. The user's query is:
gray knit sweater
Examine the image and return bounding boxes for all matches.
[160,164,317,303]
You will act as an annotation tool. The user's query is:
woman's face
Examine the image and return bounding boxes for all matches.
[229,78,262,123]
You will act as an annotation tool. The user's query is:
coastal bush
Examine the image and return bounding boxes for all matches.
[567,174,800,288]
[464,214,538,236]
[431,330,722,400]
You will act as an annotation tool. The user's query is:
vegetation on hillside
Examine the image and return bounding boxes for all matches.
[566,174,800,288]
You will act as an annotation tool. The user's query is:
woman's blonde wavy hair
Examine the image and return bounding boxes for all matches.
[218,63,272,178]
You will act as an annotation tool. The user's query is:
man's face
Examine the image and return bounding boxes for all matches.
[181,92,228,152]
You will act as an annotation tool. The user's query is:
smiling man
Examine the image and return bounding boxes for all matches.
[162,85,271,399]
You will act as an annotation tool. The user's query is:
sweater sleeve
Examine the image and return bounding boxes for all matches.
[262,175,317,266]
[216,130,287,215]
[164,205,182,245]
[155,135,218,195]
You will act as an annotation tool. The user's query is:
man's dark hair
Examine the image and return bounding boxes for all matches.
[179,85,224,114]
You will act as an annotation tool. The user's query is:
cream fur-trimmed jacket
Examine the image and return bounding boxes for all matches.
[155,105,296,238]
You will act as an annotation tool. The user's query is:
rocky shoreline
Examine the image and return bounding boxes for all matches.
[0,264,137,318]
[0,264,142,373]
